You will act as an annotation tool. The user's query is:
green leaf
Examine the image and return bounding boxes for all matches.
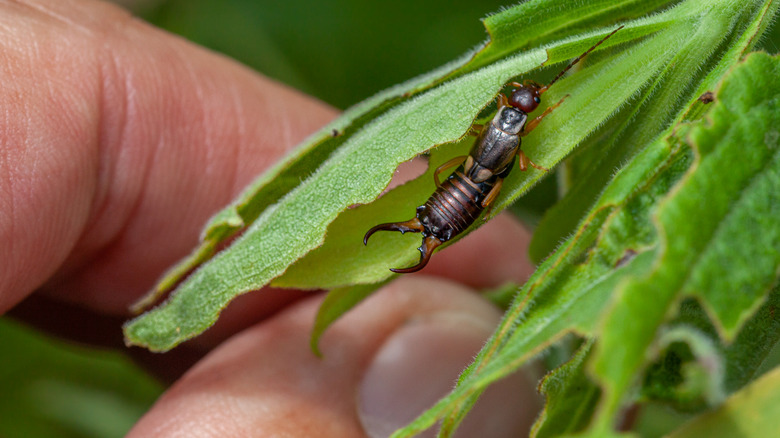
[460,0,674,75]
[665,365,780,438]
[0,319,161,438]
[529,0,779,263]
[589,50,780,434]
[532,341,601,438]
[125,21,654,351]
[308,279,392,357]
[633,285,780,436]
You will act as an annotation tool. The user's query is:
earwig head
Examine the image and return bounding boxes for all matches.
[509,84,543,114]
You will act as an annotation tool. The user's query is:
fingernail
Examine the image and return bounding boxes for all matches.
[358,312,540,438]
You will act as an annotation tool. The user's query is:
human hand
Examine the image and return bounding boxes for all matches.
[1,0,541,436]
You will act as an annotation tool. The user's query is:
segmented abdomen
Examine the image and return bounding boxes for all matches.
[419,169,494,242]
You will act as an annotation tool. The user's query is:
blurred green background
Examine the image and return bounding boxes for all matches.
[2,1,779,437]
[141,0,513,109]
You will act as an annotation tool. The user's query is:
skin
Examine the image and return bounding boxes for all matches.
[1,0,540,435]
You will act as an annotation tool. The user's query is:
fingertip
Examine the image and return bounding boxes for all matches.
[130,278,541,437]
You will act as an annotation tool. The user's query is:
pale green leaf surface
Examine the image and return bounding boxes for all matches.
[272,141,473,288]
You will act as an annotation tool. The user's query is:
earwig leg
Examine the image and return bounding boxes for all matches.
[481,178,504,220]
[518,150,548,172]
[364,217,424,245]
[497,94,509,109]
[468,124,484,136]
[433,155,466,187]
[510,80,543,87]
[521,94,570,136]
[390,235,442,274]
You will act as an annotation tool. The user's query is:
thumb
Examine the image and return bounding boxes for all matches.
[128,277,541,437]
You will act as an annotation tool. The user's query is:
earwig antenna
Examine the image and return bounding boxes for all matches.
[541,25,624,93]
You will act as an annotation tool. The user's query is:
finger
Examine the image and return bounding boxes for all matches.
[129,277,541,437]
[0,0,336,314]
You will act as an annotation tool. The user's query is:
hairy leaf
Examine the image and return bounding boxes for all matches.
[529,0,779,263]
[125,22,649,351]
[532,341,600,438]
[588,50,780,434]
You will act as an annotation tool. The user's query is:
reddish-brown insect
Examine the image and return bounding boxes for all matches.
[364,27,623,273]
[699,91,715,104]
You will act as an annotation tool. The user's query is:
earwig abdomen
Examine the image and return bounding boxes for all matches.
[363,167,499,273]
[419,169,493,242]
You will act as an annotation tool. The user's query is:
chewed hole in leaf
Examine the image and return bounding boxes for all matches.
[383,157,430,194]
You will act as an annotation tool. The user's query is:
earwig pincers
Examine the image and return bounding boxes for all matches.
[364,27,623,273]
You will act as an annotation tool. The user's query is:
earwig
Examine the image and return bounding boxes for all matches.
[364,27,623,273]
